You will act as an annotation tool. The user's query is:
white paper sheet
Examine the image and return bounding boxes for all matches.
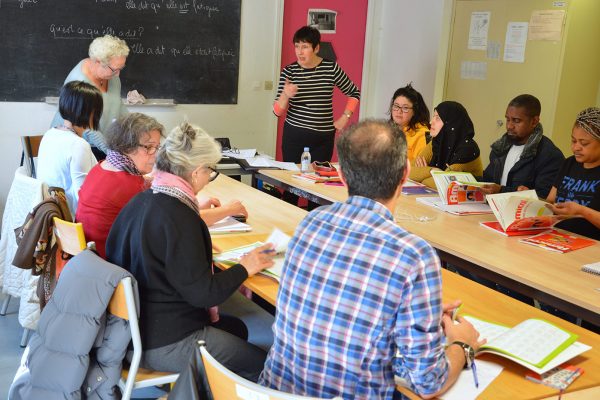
[468,11,491,50]
[503,22,528,63]
[440,360,503,400]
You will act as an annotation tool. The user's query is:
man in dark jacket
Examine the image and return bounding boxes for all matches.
[480,94,564,199]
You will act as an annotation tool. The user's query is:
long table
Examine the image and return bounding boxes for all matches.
[255,169,600,326]
[205,175,600,399]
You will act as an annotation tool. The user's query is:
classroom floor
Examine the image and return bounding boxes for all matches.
[0,291,275,399]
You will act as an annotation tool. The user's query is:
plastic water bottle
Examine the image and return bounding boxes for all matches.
[301,147,311,172]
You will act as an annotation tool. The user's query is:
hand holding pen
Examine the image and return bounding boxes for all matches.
[239,243,276,276]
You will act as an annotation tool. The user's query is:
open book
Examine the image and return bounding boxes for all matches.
[464,315,591,374]
[213,229,291,281]
[430,171,487,205]
[484,190,559,235]
[208,216,252,234]
[416,196,492,216]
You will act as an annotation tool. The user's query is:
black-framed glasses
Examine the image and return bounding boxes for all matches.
[104,63,125,75]
[391,104,413,113]
[138,143,160,155]
[207,166,220,182]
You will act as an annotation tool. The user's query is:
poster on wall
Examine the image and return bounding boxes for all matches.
[308,9,337,33]
[503,22,528,63]
[468,11,491,50]
[528,10,565,41]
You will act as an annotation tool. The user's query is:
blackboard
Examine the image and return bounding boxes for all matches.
[0,0,241,104]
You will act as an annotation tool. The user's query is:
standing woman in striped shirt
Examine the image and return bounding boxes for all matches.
[273,26,361,164]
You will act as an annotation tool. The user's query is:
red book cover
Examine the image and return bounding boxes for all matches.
[519,230,596,253]
[479,221,548,237]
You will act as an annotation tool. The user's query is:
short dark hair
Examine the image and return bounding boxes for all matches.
[337,120,407,200]
[58,81,103,130]
[293,26,320,49]
[508,94,541,118]
[105,113,165,154]
[389,83,431,130]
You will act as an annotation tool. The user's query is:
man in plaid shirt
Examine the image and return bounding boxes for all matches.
[260,120,482,399]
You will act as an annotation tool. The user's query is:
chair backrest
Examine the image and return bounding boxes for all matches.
[21,135,44,178]
[52,217,87,256]
[198,343,340,400]
[108,277,143,400]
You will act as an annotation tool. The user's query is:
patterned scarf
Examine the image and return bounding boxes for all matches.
[106,150,143,176]
[151,170,199,214]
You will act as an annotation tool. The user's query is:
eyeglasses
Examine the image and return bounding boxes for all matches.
[392,104,413,113]
[104,63,125,75]
[138,143,160,155]
[207,166,220,182]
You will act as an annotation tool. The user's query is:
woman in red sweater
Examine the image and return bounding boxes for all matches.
[76,113,164,258]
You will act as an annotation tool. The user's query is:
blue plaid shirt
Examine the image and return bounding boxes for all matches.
[259,196,449,399]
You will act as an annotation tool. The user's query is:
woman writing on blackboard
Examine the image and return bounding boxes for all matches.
[51,34,129,160]
[273,26,360,164]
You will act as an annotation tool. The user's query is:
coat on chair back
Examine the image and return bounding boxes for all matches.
[9,250,136,400]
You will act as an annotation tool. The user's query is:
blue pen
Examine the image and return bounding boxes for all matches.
[471,360,479,388]
[260,248,276,254]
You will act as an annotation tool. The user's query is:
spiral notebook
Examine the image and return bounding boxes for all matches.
[581,262,600,276]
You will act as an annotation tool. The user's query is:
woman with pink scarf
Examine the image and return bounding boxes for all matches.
[105,122,274,385]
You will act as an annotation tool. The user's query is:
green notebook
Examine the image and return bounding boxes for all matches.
[463,315,589,374]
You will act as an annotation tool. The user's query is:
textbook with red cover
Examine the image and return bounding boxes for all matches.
[479,221,548,237]
[519,230,596,253]
[486,190,560,234]
[430,171,487,205]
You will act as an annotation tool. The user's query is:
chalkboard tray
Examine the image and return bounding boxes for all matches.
[0,0,241,104]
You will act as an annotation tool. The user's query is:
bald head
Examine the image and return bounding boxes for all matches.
[337,119,407,200]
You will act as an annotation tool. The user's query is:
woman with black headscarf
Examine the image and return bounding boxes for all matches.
[409,101,483,189]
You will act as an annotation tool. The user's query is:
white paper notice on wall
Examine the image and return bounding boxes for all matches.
[487,41,501,60]
[503,22,528,63]
[461,61,487,80]
[529,10,565,41]
[468,11,491,50]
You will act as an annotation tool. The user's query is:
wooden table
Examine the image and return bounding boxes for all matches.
[254,169,600,326]
[215,234,600,400]
[201,174,307,241]
[210,175,600,399]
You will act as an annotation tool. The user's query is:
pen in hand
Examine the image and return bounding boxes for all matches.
[471,360,479,388]
[260,248,276,254]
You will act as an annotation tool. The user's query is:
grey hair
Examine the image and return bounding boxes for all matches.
[575,107,600,141]
[155,122,222,179]
[88,35,130,64]
[105,113,165,154]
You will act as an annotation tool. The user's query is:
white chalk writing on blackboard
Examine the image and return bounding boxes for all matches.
[123,0,220,17]
[49,24,145,40]
[130,42,235,60]
[18,0,38,8]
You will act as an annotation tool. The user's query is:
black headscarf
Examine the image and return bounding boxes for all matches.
[430,101,480,170]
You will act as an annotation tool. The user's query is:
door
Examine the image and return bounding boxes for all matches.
[444,0,567,165]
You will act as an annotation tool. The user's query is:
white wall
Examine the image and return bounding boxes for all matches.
[361,0,447,119]
[0,0,284,216]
